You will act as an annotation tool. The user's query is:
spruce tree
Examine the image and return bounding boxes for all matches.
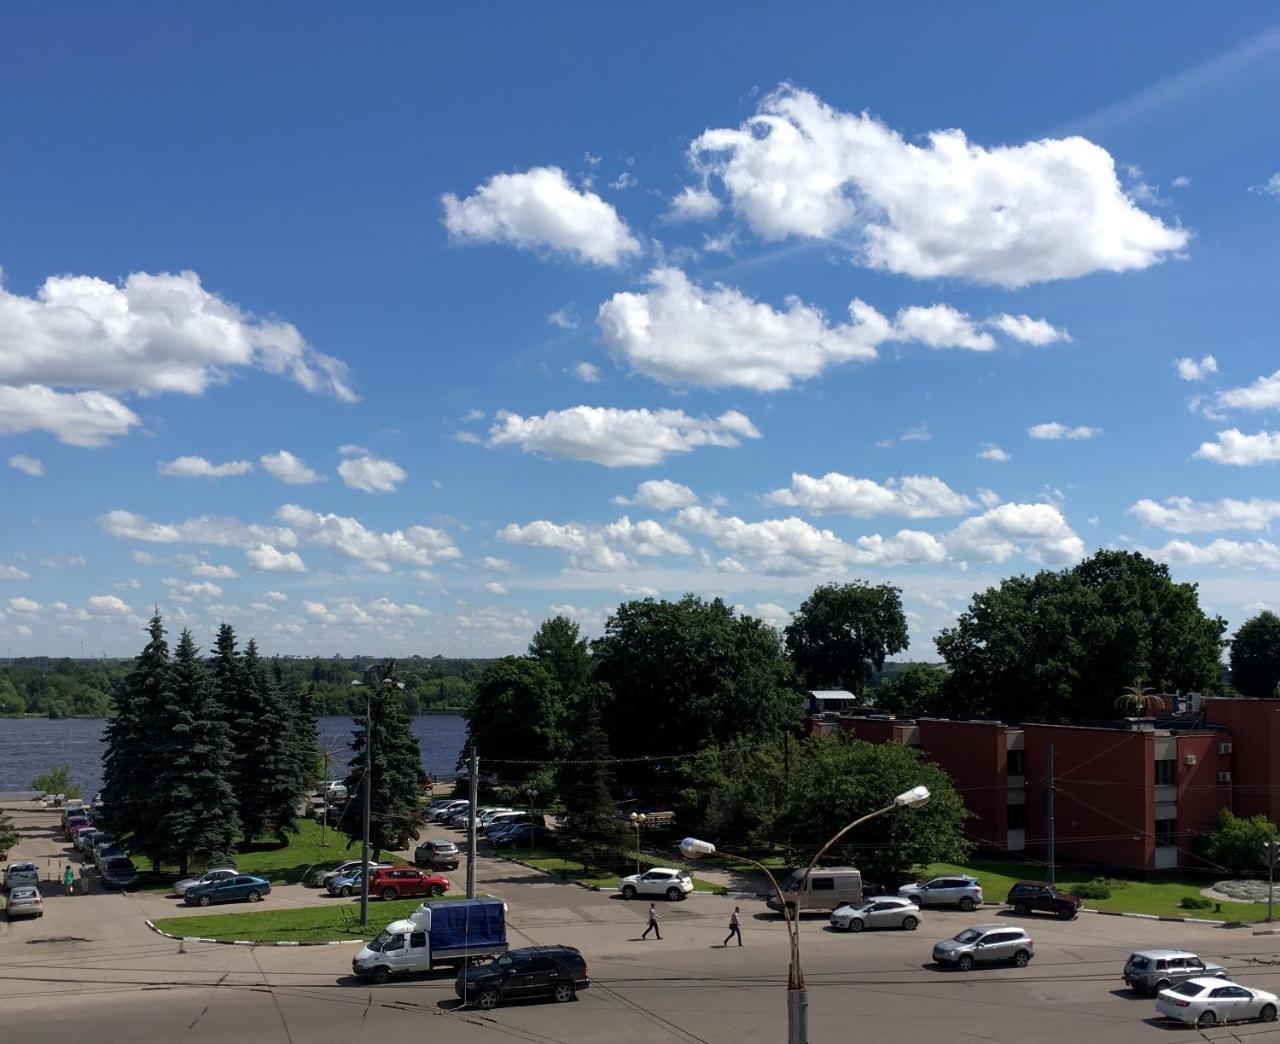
[341,663,427,859]
[101,612,173,869]
[235,640,303,844]
[213,623,252,828]
[556,683,626,873]
[155,630,239,874]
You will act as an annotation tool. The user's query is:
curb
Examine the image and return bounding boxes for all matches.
[1082,909,1234,927]
[145,919,364,947]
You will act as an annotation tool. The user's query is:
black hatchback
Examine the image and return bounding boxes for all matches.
[455,945,589,1010]
[1005,880,1081,919]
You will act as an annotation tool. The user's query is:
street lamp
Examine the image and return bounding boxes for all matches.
[629,812,647,875]
[681,784,930,1044]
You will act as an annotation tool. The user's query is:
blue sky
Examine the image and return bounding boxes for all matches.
[2,5,1279,657]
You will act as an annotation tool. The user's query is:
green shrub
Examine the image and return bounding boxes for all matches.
[1179,896,1213,910]
[1073,877,1112,900]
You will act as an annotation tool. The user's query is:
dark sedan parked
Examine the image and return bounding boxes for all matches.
[184,873,272,906]
[99,856,139,890]
[489,824,553,849]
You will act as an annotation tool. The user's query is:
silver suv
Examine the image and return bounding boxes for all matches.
[900,874,983,911]
[3,862,39,891]
[1123,950,1228,996]
[933,924,1034,971]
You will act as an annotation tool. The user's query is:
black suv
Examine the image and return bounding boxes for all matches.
[1005,880,1081,920]
[455,945,590,1010]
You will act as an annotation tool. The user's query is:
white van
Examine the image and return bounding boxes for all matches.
[766,867,864,913]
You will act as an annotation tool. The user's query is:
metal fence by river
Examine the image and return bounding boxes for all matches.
[0,713,468,798]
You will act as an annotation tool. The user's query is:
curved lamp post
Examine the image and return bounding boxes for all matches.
[681,784,929,1044]
[629,812,647,875]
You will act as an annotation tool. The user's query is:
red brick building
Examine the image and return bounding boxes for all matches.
[808,696,1276,873]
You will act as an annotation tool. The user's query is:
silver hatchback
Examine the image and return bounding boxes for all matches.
[830,896,922,932]
[933,924,1034,971]
[1124,950,1228,996]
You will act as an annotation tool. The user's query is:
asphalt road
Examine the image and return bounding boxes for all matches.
[8,803,1280,1043]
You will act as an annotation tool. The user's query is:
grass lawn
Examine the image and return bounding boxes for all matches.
[508,847,719,893]
[152,895,466,944]
[920,858,1273,922]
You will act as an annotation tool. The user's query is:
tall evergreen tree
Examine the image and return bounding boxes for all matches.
[341,663,427,859]
[154,630,240,874]
[100,612,173,868]
[234,640,303,844]
[556,683,626,872]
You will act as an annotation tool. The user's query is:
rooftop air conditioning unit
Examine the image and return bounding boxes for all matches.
[1183,754,1197,766]
[1219,742,1233,755]
[1219,771,1233,783]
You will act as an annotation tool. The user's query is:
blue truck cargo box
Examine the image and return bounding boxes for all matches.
[425,898,507,953]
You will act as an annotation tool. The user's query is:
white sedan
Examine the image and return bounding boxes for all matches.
[830,896,922,932]
[1157,977,1278,1027]
[618,868,693,901]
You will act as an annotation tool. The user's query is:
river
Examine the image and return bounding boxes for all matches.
[0,713,468,797]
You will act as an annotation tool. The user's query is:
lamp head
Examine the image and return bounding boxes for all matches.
[894,785,931,808]
[679,837,715,859]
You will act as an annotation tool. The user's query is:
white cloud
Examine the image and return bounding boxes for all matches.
[1217,370,1280,411]
[612,479,699,511]
[245,543,307,573]
[0,269,356,415]
[338,454,407,494]
[87,594,131,615]
[893,305,995,350]
[1028,422,1102,440]
[260,450,324,484]
[163,577,223,599]
[1194,429,1280,466]
[157,455,253,478]
[1252,173,1280,199]
[570,361,602,383]
[7,454,44,476]
[8,596,40,613]
[191,562,239,578]
[1141,537,1280,571]
[369,597,429,618]
[977,488,1002,508]
[114,578,141,590]
[483,581,507,595]
[98,509,297,549]
[947,503,1084,564]
[675,506,946,574]
[690,85,1188,286]
[0,565,30,580]
[764,472,975,519]
[1129,496,1280,533]
[0,384,140,446]
[263,590,288,602]
[277,504,460,570]
[609,171,637,191]
[667,185,723,222]
[876,423,931,448]
[979,444,1010,462]
[442,166,642,266]
[499,515,693,571]
[15,624,32,637]
[1175,354,1218,381]
[486,405,761,467]
[988,314,1072,346]
[1172,175,1192,189]
[547,307,578,330]
[479,556,516,572]
[749,602,792,629]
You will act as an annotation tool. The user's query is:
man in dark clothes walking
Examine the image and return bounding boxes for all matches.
[641,902,662,940]
[723,906,742,946]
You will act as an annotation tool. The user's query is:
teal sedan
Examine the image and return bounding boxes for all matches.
[184,873,271,906]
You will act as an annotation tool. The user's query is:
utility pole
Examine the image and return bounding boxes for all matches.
[466,746,479,898]
[359,687,372,926]
[1264,841,1280,923]
[1046,744,1056,887]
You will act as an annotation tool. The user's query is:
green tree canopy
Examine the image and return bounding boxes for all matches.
[31,765,80,799]
[0,807,17,858]
[1231,611,1280,699]
[465,657,566,783]
[871,664,949,718]
[1197,809,1278,876]
[556,683,627,872]
[936,550,1226,720]
[233,640,303,845]
[593,595,802,760]
[528,615,591,697]
[785,582,909,697]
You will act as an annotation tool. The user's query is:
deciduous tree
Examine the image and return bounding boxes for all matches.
[786,582,909,697]
[1231,611,1280,699]
[465,657,566,783]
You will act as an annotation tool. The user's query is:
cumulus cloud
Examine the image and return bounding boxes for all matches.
[979,444,1011,462]
[369,597,429,618]
[260,450,323,484]
[1175,354,1218,382]
[8,596,40,613]
[245,543,307,572]
[0,384,140,446]
[8,453,44,476]
[486,405,761,467]
[191,562,239,578]
[1216,370,1280,412]
[892,304,995,350]
[277,504,460,570]
[988,314,1072,346]
[570,362,602,383]
[946,503,1084,564]
[1028,422,1102,440]
[1128,496,1280,534]
[163,577,223,599]
[98,509,297,550]
[87,594,131,615]
[547,307,578,330]
[157,455,253,478]
[667,185,723,222]
[765,473,975,518]
[483,581,507,595]
[263,590,287,602]
[0,565,31,580]
[442,166,642,266]
[1194,429,1280,466]
[690,85,1187,286]
[612,479,699,510]
[498,515,693,571]
[338,454,407,494]
[479,556,516,572]
[1140,538,1280,571]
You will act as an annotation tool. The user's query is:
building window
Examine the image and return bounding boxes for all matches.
[1154,760,1176,786]
[1007,804,1027,829]
[1007,749,1025,776]
[1154,820,1176,847]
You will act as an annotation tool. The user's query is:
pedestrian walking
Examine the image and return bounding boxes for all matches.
[640,902,662,940]
[79,864,88,894]
[63,865,75,895]
[723,906,743,947]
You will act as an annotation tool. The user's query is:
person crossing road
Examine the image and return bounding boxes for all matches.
[723,906,742,947]
[641,902,662,940]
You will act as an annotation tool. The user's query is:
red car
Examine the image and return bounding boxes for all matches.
[369,867,450,901]
[64,816,89,840]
